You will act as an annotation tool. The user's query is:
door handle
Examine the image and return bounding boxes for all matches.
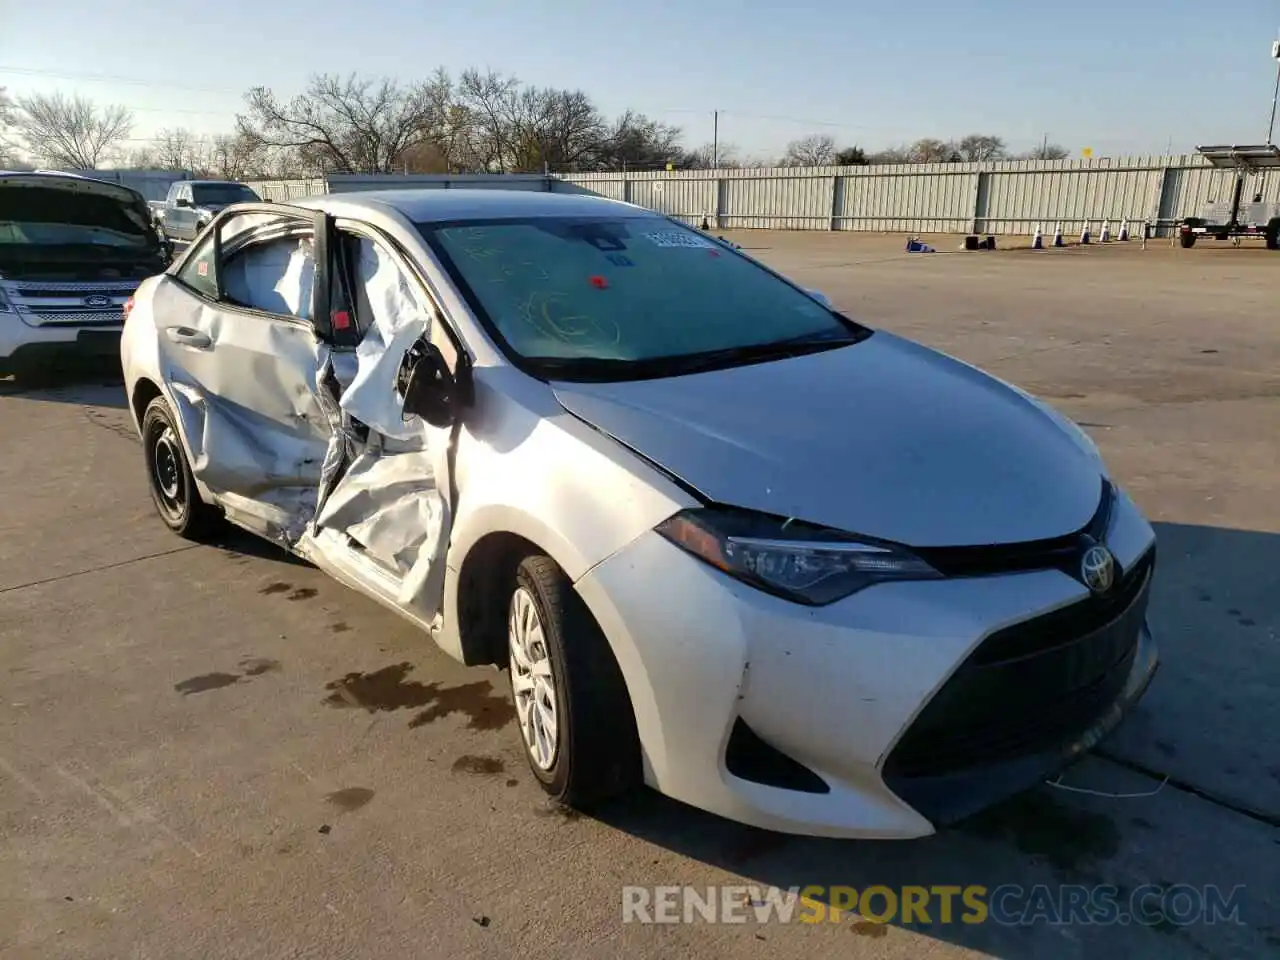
[164,326,212,349]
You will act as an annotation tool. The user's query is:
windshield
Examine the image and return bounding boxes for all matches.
[420,215,866,380]
[192,183,260,205]
[0,186,156,248]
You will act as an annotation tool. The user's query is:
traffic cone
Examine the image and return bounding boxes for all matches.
[1053,222,1064,247]
[1032,224,1044,249]
[1118,219,1130,241]
[1101,220,1112,242]
[1079,221,1091,244]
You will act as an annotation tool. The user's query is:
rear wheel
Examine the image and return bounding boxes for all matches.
[1265,220,1280,250]
[507,554,640,807]
[141,396,223,540]
[1180,232,1197,249]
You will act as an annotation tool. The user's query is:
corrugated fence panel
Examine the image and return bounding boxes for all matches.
[980,159,1166,234]
[839,167,976,232]
[236,155,1280,234]
[722,172,832,230]
[245,178,326,201]
[625,176,716,225]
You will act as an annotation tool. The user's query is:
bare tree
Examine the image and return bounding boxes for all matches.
[1022,141,1070,160]
[207,132,268,179]
[238,74,439,174]
[0,87,15,165]
[956,133,1007,162]
[11,92,133,169]
[868,145,911,164]
[908,138,958,163]
[780,133,837,167]
[456,69,520,172]
[681,141,743,169]
[601,112,683,170]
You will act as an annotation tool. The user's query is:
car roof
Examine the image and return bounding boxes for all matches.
[189,179,252,186]
[294,188,653,224]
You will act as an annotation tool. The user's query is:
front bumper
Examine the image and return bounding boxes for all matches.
[575,487,1158,839]
[0,318,123,374]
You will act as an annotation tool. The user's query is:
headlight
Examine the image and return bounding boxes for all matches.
[656,508,940,605]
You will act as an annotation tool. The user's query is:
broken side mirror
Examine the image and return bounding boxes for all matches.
[397,337,457,428]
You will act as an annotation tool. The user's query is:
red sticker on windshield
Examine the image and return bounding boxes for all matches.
[196,261,209,277]
[589,275,608,289]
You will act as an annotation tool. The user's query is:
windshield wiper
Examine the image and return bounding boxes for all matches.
[526,329,866,382]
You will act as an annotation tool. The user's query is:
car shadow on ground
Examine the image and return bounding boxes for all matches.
[588,520,1280,959]
[0,361,129,408]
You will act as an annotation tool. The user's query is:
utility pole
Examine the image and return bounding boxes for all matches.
[1041,132,1048,159]
[1268,37,1280,144]
[712,110,719,169]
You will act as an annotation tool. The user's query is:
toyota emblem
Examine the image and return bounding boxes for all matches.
[1080,545,1116,595]
[82,294,112,308]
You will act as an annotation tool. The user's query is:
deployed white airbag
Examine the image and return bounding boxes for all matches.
[222,236,316,320]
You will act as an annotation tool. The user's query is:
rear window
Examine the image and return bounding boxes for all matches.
[192,183,260,206]
[0,186,155,248]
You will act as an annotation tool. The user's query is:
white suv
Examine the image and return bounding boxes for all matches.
[0,172,169,377]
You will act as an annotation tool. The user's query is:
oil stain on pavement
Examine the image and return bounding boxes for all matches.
[322,662,514,731]
[325,787,375,812]
[174,672,240,696]
[174,657,282,695]
[452,755,505,775]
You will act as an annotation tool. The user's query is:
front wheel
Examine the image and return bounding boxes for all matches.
[141,397,223,540]
[1180,232,1197,249]
[1266,221,1280,250]
[507,554,640,807]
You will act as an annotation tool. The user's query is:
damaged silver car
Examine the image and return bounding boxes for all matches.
[122,190,1159,837]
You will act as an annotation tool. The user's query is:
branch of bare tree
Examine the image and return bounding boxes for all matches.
[10,92,133,169]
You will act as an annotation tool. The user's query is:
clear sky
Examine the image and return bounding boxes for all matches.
[3,0,1280,160]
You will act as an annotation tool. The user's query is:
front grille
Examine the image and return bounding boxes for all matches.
[11,283,139,298]
[913,478,1113,579]
[882,547,1153,779]
[27,311,123,327]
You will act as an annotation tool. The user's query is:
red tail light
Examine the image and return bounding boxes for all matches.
[122,296,135,321]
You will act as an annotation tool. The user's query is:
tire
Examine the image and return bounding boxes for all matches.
[506,554,641,807]
[141,396,223,540]
[1180,233,1196,249]
[1266,221,1280,251]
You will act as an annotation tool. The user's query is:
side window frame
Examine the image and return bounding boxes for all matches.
[166,203,333,338]
[333,218,469,369]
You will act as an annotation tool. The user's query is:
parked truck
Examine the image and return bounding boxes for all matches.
[155,180,261,242]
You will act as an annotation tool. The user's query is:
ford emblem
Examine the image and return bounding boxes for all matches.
[83,294,113,308]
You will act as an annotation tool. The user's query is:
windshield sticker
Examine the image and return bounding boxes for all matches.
[644,230,712,249]
[605,253,634,267]
[197,261,209,277]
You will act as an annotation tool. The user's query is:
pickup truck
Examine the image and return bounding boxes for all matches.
[156,179,261,242]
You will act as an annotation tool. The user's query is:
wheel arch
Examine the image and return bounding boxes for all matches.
[130,376,164,433]
[445,504,625,668]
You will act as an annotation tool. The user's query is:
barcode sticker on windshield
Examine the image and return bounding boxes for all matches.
[644,231,712,249]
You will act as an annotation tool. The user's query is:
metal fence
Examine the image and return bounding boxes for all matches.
[244,156,1280,236]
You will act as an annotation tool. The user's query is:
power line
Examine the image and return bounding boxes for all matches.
[0,64,241,96]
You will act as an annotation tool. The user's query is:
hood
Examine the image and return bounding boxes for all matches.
[552,332,1104,547]
[0,173,148,211]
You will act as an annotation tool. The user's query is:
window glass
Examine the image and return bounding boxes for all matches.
[222,235,316,319]
[422,216,847,367]
[175,233,218,298]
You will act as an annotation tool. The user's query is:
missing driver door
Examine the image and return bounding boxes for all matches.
[308,227,459,621]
